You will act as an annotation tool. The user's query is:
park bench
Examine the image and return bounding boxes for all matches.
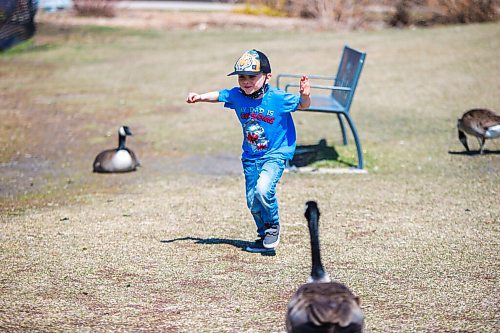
[277,45,367,169]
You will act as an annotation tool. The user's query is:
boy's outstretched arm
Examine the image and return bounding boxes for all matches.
[298,75,311,109]
[186,91,220,103]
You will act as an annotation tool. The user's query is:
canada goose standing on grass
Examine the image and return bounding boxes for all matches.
[457,108,500,154]
[93,126,140,173]
[286,201,364,333]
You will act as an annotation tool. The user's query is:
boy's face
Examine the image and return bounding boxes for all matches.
[238,73,272,95]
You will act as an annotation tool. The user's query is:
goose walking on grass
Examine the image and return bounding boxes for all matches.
[93,126,140,173]
[457,108,500,154]
[286,201,364,333]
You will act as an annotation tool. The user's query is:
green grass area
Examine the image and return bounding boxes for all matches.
[0,20,499,332]
[4,22,498,171]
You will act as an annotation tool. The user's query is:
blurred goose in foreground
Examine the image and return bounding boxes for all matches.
[286,201,364,333]
[93,126,140,173]
[457,108,500,154]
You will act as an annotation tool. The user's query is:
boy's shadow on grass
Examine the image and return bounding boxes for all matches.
[290,139,355,168]
[160,237,276,256]
[448,149,500,156]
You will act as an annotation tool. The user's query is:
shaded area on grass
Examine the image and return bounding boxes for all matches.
[448,149,500,156]
[161,237,276,256]
[290,139,356,168]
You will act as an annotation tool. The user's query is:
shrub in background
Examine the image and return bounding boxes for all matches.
[388,0,412,26]
[389,0,497,26]
[243,0,497,28]
[290,0,369,28]
[73,0,120,18]
[238,0,289,16]
[429,0,497,23]
[242,0,370,28]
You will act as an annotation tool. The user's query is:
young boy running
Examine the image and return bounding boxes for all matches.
[186,49,310,252]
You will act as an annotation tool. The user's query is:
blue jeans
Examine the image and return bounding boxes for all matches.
[242,157,286,238]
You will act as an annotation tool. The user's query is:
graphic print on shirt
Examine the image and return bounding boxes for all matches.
[244,120,269,152]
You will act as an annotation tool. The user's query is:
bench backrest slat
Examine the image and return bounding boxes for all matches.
[332,46,366,111]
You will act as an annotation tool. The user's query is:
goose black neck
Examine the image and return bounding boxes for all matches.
[118,133,127,150]
[308,208,327,281]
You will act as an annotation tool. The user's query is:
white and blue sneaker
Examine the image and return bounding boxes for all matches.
[263,224,280,249]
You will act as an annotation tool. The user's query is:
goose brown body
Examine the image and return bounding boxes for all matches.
[286,201,364,333]
[287,282,363,333]
[93,126,140,173]
[93,147,140,173]
[457,108,500,154]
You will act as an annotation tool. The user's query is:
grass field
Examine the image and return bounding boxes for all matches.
[1,19,499,332]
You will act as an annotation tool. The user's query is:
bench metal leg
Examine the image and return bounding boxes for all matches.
[337,114,348,145]
[343,113,364,169]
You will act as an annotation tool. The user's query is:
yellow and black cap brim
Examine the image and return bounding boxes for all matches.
[227,49,271,76]
[227,70,261,76]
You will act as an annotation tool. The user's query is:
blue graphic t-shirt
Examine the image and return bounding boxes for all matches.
[219,85,301,160]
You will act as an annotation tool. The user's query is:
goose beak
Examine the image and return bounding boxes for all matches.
[121,126,133,136]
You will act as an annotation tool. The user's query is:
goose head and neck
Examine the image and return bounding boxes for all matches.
[305,201,331,283]
[118,126,133,150]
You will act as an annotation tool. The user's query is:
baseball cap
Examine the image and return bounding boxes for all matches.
[227,49,271,76]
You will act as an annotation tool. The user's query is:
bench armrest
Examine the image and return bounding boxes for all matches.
[276,73,336,89]
[284,83,351,93]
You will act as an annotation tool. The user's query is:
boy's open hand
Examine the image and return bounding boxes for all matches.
[186,93,200,103]
[299,75,310,96]
[298,75,311,109]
